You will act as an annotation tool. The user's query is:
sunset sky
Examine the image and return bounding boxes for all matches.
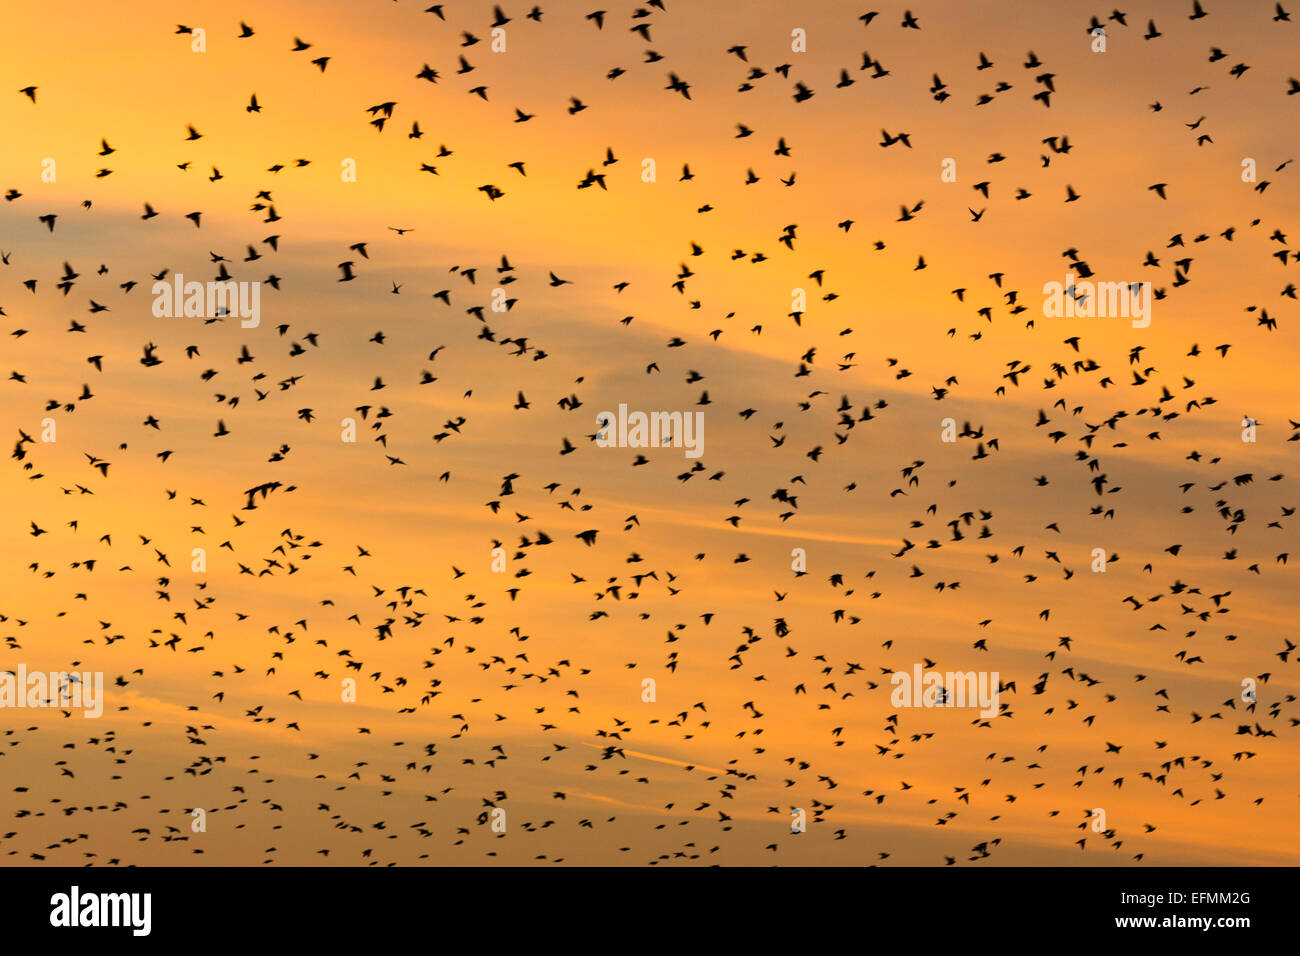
[2,0,1298,866]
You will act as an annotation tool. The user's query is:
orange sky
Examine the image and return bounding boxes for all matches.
[2,0,1299,866]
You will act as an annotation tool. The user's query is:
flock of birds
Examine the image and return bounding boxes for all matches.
[2,1,1298,867]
